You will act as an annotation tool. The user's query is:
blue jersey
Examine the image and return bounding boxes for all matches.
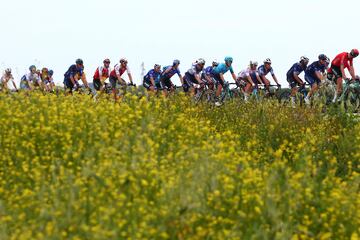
[144,69,161,83]
[258,65,275,77]
[162,66,181,79]
[305,61,326,79]
[212,63,234,75]
[287,62,306,79]
[64,64,83,80]
[203,66,213,76]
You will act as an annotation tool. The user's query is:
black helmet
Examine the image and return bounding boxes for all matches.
[76,58,84,65]
[318,54,327,61]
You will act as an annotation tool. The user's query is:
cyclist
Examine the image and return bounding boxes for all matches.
[329,49,359,103]
[160,59,183,95]
[0,68,17,91]
[237,61,261,102]
[143,64,162,92]
[43,70,55,92]
[201,59,218,90]
[20,65,41,90]
[93,58,111,91]
[183,58,206,95]
[64,59,89,92]
[109,58,133,97]
[286,56,309,105]
[304,54,328,105]
[211,56,237,106]
[258,58,281,94]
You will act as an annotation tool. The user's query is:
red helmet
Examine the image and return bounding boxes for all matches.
[350,49,359,57]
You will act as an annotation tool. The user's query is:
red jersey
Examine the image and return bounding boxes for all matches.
[93,66,111,80]
[110,64,131,78]
[331,52,353,69]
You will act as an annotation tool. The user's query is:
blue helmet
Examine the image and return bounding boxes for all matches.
[29,65,36,71]
[318,54,327,61]
[173,59,180,66]
[224,56,233,63]
[48,70,54,76]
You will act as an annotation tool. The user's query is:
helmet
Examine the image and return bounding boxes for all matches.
[103,58,110,64]
[196,58,206,65]
[318,54,327,61]
[224,56,233,63]
[154,64,161,69]
[212,59,219,66]
[300,56,309,63]
[76,58,83,65]
[29,65,36,71]
[264,58,272,64]
[5,68,11,74]
[350,49,359,57]
[120,58,128,63]
[42,67,48,72]
[250,60,258,66]
[48,70,54,76]
[173,59,180,66]
[325,57,330,64]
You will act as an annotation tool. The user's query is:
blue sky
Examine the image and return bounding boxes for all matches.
[1,0,359,86]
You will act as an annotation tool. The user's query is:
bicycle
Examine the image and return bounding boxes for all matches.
[340,78,360,112]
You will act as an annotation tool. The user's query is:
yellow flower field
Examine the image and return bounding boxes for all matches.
[0,92,359,240]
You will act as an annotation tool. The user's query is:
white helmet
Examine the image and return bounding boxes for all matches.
[212,59,219,66]
[196,58,206,65]
[5,68,12,74]
[120,58,128,63]
[300,56,309,63]
[250,60,258,66]
[264,58,272,64]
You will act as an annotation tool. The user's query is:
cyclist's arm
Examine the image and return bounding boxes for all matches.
[10,78,17,90]
[179,74,184,85]
[81,73,89,88]
[246,75,255,86]
[349,66,356,80]
[293,72,304,84]
[272,74,280,85]
[315,71,323,81]
[195,73,202,84]
[128,73,133,84]
[256,74,263,85]
[231,72,237,82]
[219,73,225,82]
[150,76,155,87]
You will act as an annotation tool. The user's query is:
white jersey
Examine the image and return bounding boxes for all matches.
[238,68,259,79]
[22,72,41,83]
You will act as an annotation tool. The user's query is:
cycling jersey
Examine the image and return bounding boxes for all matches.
[93,66,111,80]
[21,72,41,83]
[0,74,15,89]
[331,52,353,69]
[258,65,275,77]
[187,64,203,76]
[64,64,84,80]
[161,66,181,79]
[238,68,259,79]
[305,61,326,86]
[110,64,131,78]
[211,63,234,75]
[287,62,306,79]
[144,69,161,83]
[203,66,214,76]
